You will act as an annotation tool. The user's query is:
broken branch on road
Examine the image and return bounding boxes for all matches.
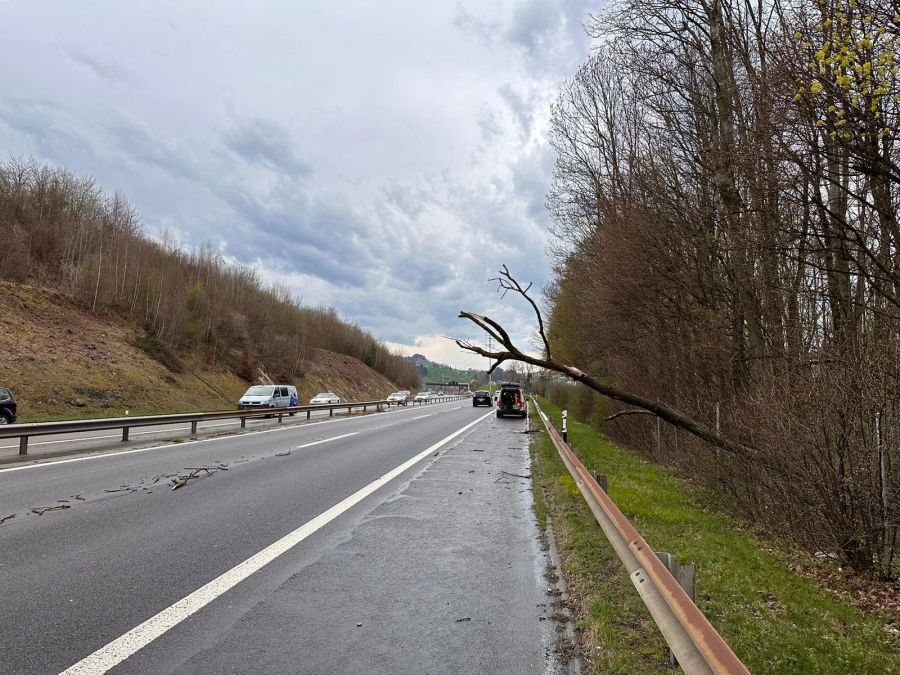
[171,465,228,490]
[31,505,71,515]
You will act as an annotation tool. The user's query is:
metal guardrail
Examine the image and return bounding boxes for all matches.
[0,395,468,455]
[532,398,748,675]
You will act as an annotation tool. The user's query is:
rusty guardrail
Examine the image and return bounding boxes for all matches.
[0,394,467,455]
[532,398,748,675]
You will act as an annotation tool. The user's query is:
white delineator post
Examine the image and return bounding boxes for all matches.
[562,409,568,443]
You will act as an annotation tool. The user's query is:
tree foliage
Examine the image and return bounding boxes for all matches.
[537,0,900,576]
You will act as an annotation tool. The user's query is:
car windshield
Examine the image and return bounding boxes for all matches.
[476,391,488,395]
[245,386,274,396]
[314,393,331,398]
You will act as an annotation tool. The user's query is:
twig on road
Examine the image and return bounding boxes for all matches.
[31,505,71,515]
[171,465,228,490]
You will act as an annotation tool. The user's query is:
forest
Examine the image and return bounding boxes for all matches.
[542,0,900,577]
[0,157,419,390]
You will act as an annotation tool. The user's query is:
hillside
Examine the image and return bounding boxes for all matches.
[0,280,401,422]
[410,353,504,385]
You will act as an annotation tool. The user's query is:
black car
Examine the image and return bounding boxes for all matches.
[0,387,17,424]
[496,383,527,418]
[472,390,492,407]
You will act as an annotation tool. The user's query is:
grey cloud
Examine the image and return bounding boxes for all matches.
[224,119,312,178]
[107,118,199,180]
[497,84,535,136]
[452,3,500,42]
[65,49,130,83]
[220,184,374,288]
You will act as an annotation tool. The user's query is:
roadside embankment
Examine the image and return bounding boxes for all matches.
[530,398,899,674]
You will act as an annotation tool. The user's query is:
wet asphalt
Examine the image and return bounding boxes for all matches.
[0,402,577,674]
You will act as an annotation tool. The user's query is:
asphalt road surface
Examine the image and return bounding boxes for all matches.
[0,400,576,674]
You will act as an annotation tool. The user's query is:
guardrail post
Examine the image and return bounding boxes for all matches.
[241,417,246,429]
[190,421,198,438]
[307,410,311,420]
[19,437,28,455]
[363,404,367,413]
[656,552,697,668]
[347,406,351,416]
[562,409,568,442]
[122,427,130,442]
[589,468,608,493]
[329,408,333,417]
[278,413,283,424]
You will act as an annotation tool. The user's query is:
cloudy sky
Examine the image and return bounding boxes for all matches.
[0,0,593,368]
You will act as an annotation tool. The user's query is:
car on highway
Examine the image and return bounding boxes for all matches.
[437,391,444,396]
[472,390,492,407]
[413,392,431,402]
[386,391,411,405]
[238,385,298,416]
[310,392,340,405]
[496,382,527,418]
[0,387,17,424]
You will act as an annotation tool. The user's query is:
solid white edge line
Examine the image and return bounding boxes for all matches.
[0,400,464,474]
[296,431,357,449]
[59,408,494,675]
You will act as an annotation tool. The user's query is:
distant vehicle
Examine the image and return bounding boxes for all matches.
[310,392,340,405]
[414,392,431,402]
[238,385,298,414]
[437,391,444,396]
[0,387,17,424]
[472,390,491,407]
[496,383,527,419]
[386,391,410,406]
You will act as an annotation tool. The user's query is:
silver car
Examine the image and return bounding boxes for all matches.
[310,392,340,405]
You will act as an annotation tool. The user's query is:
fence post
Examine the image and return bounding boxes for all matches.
[562,409,568,443]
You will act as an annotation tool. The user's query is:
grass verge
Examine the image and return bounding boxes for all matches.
[530,397,899,674]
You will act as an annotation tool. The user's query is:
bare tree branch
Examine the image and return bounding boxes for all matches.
[605,409,658,421]
[456,268,756,460]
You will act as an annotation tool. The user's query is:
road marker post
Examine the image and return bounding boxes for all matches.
[562,409,568,442]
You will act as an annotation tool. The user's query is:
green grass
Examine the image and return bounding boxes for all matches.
[530,397,899,674]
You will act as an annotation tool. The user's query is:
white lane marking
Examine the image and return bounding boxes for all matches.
[0,399,466,474]
[410,414,433,420]
[296,432,357,449]
[59,409,494,675]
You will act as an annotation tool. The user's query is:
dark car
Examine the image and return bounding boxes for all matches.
[472,390,492,407]
[0,387,17,424]
[496,383,527,418]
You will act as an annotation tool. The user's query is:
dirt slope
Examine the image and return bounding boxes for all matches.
[0,281,402,422]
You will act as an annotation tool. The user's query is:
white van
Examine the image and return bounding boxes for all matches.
[238,385,299,413]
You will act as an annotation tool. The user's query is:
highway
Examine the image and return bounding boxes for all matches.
[0,400,571,674]
[0,401,441,463]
